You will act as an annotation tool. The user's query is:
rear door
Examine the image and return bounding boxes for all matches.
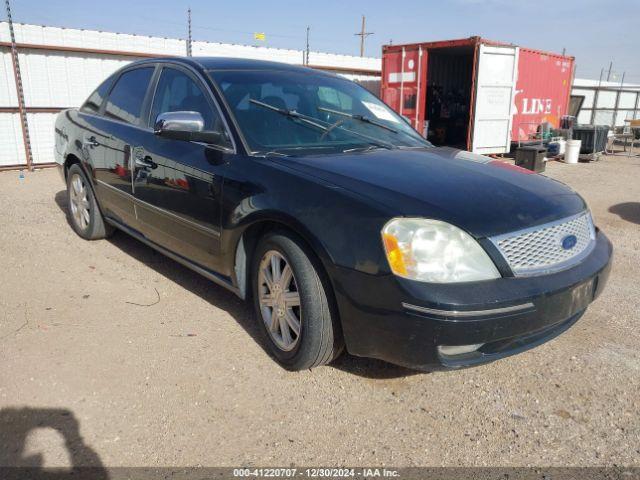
[470,44,519,154]
[91,66,156,228]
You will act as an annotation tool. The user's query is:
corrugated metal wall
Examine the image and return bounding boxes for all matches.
[5,23,186,55]
[18,51,132,107]
[0,50,18,103]
[0,113,25,166]
[0,22,381,169]
[0,49,134,167]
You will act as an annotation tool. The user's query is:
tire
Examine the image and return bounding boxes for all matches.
[66,163,114,240]
[251,230,343,370]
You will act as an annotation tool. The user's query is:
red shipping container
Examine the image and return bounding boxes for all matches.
[381,37,574,155]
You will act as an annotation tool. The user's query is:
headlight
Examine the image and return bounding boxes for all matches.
[381,218,500,283]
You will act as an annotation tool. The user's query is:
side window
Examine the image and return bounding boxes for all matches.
[150,67,222,134]
[80,76,114,114]
[104,67,154,125]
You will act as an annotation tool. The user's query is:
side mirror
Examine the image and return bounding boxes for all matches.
[154,111,222,144]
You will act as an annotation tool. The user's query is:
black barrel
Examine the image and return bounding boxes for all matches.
[572,125,609,154]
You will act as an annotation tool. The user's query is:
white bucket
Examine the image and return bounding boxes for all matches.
[564,139,581,164]
[557,138,566,155]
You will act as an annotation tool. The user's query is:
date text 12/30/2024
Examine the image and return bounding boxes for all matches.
[233,468,400,478]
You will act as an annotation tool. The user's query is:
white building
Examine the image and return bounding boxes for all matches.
[571,78,640,126]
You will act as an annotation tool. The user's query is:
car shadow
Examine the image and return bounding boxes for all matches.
[0,407,108,480]
[54,190,420,380]
[609,202,640,225]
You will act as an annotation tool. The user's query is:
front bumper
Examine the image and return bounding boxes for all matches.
[332,230,612,370]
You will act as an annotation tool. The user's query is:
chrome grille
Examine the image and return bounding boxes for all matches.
[491,212,596,276]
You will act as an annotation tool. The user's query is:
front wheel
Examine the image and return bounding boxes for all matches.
[251,231,343,370]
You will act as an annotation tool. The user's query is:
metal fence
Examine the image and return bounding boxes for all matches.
[0,22,381,171]
[571,83,640,128]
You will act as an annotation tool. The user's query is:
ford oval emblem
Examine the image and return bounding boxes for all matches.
[561,234,578,250]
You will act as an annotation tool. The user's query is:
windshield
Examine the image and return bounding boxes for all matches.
[208,69,432,155]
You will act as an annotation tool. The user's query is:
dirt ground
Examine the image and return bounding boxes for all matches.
[0,154,639,469]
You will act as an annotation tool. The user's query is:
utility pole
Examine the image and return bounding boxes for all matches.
[305,26,310,65]
[186,7,192,57]
[354,15,373,57]
[5,0,33,170]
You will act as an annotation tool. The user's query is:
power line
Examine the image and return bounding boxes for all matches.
[5,9,366,56]
[190,23,303,40]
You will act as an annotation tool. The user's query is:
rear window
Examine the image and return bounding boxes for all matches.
[80,77,115,115]
[104,67,154,125]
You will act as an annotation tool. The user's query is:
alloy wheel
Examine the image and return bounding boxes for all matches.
[69,173,90,231]
[258,250,302,351]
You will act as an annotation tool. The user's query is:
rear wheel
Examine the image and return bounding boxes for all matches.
[251,231,343,370]
[66,163,113,240]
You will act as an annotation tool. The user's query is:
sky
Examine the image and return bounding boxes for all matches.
[7,0,640,81]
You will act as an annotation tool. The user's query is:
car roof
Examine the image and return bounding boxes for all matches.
[131,56,336,76]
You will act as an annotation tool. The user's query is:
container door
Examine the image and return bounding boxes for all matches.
[381,47,427,134]
[470,44,519,154]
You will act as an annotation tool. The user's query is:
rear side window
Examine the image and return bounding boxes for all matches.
[80,77,114,114]
[104,67,154,125]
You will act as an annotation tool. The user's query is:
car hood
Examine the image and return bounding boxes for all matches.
[276,147,587,238]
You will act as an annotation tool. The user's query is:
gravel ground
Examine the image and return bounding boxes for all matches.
[0,155,639,468]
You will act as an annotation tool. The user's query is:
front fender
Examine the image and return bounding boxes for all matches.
[219,156,395,292]
[222,209,339,300]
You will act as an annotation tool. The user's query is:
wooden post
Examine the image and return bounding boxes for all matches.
[354,15,373,58]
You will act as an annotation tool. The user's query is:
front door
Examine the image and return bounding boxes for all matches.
[132,65,234,274]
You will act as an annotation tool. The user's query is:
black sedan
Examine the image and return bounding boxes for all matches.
[54,57,612,371]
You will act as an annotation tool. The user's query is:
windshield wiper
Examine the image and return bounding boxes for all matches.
[257,150,291,157]
[318,106,398,133]
[397,145,433,150]
[250,98,395,151]
[250,99,328,132]
[342,145,390,153]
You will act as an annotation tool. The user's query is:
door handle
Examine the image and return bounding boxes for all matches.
[135,155,157,169]
[83,136,99,148]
